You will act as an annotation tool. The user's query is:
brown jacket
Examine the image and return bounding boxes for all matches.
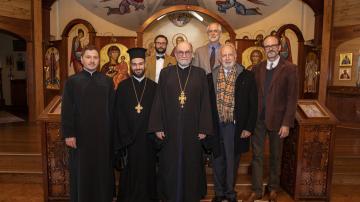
[254,57,298,130]
[145,54,176,82]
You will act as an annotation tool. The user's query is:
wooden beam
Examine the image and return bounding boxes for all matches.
[31,0,44,121]
[318,0,333,105]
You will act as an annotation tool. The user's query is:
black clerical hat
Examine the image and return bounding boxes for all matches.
[127,48,147,60]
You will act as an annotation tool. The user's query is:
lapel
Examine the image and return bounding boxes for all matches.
[258,61,267,96]
[212,65,220,86]
[268,58,286,91]
[202,45,210,68]
[164,54,173,67]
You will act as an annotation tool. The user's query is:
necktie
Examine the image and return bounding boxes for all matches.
[210,47,215,69]
[269,62,273,70]
[156,55,164,60]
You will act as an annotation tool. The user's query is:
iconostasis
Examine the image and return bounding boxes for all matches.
[43,19,136,105]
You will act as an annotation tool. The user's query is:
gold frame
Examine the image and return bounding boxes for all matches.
[339,52,352,66]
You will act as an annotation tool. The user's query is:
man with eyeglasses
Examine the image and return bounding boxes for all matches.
[208,43,258,202]
[146,35,176,83]
[245,35,298,202]
[148,41,213,202]
[193,22,222,74]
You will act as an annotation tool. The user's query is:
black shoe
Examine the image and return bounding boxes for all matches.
[212,196,225,202]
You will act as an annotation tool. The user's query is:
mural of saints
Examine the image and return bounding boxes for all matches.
[304,52,319,93]
[241,46,265,70]
[216,0,267,15]
[68,24,89,76]
[100,44,130,89]
[104,0,145,15]
[280,32,292,62]
[44,47,60,90]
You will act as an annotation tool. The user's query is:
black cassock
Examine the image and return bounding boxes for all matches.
[114,77,157,202]
[148,65,213,202]
[61,70,115,202]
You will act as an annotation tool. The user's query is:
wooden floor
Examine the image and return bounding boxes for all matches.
[0,122,359,202]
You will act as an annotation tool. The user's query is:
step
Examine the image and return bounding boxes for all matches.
[0,172,43,184]
[332,173,360,185]
[0,152,42,173]
[333,157,360,175]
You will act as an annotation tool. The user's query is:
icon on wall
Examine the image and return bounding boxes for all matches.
[339,68,351,81]
[44,47,60,90]
[339,52,352,66]
[68,24,90,76]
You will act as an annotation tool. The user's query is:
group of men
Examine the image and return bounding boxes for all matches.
[61,22,298,202]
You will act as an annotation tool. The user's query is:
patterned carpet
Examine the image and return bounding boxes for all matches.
[0,111,25,124]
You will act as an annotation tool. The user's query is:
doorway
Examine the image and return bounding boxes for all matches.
[0,31,28,122]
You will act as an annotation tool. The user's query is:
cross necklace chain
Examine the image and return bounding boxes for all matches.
[176,66,192,108]
[130,77,147,114]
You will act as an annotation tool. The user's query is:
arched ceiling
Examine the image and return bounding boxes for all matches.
[76,0,292,30]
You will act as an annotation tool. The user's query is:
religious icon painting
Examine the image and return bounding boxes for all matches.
[44,47,60,90]
[100,43,130,89]
[67,24,90,76]
[304,52,319,93]
[279,31,293,63]
[254,30,265,46]
[339,67,351,81]
[170,33,188,57]
[144,39,155,57]
[298,100,329,119]
[241,46,265,71]
[339,53,352,67]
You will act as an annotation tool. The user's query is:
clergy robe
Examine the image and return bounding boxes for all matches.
[148,65,213,202]
[114,77,158,202]
[61,70,115,202]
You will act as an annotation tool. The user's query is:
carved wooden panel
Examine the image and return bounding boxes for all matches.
[281,123,299,196]
[46,122,70,199]
[299,125,331,198]
[281,107,336,202]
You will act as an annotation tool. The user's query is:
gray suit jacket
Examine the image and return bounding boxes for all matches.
[192,43,221,74]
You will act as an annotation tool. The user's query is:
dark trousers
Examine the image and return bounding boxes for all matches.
[212,122,240,199]
[251,119,283,196]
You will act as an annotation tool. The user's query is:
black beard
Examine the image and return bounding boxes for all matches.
[132,70,145,78]
[156,48,166,54]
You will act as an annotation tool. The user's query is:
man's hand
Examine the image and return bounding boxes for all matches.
[156,131,165,140]
[198,133,206,140]
[240,130,251,138]
[65,137,77,148]
[278,126,289,138]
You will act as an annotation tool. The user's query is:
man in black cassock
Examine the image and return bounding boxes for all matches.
[148,41,213,202]
[114,48,158,202]
[61,45,114,202]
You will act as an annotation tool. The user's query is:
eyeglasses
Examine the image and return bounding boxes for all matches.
[176,51,192,57]
[264,44,280,50]
[155,42,167,45]
[207,30,220,34]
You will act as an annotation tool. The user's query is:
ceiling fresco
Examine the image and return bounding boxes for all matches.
[76,0,292,30]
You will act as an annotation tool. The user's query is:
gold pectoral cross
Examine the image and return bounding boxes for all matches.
[178,91,187,108]
[135,103,143,113]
